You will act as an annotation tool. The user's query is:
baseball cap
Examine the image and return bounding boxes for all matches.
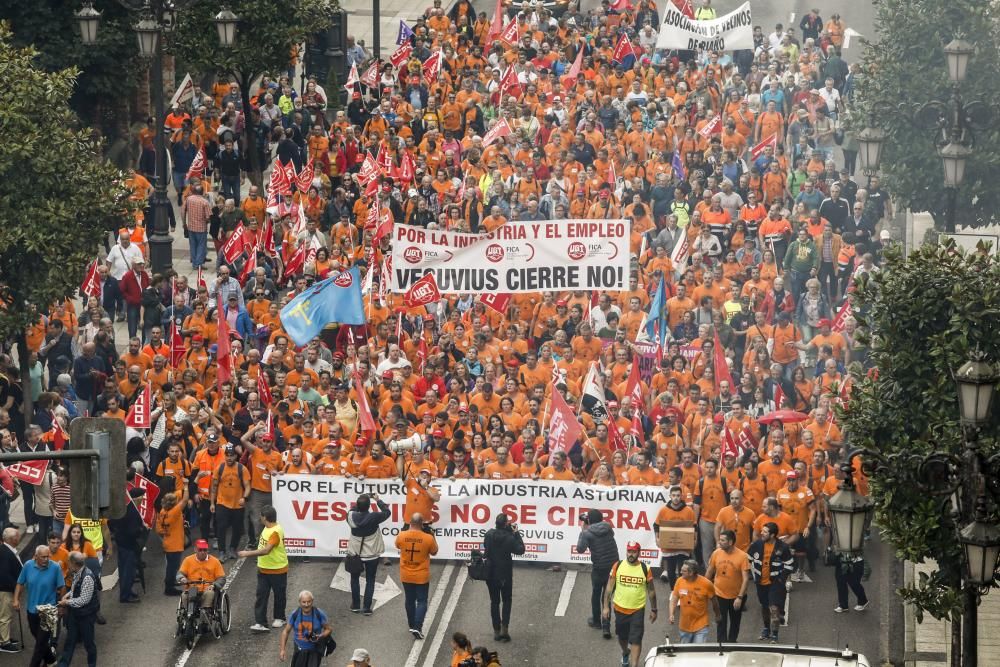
[352,649,370,662]
[382,370,395,380]
[818,318,832,328]
[332,351,346,360]
[607,400,619,409]
[355,435,370,447]
[207,432,219,442]
[713,413,725,424]
[195,539,210,550]
[880,229,891,240]
[261,432,274,441]
[293,409,305,417]
[191,334,204,343]
[625,541,641,552]
[458,403,469,413]
[786,470,799,480]
[556,299,568,306]
[432,429,446,437]
[224,445,236,455]
[423,314,435,322]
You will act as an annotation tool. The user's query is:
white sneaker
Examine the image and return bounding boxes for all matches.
[249,623,269,632]
[854,602,869,612]
[834,606,848,613]
[271,619,286,628]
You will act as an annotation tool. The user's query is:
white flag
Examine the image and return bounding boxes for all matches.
[170,73,194,108]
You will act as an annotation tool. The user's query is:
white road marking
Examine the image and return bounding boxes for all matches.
[174,554,248,667]
[782,588,790,627]
[554,569,578,617]
[100,569,119,591]
[843,28,863,50]
[789,12,795,25]
[403,562,457,667]
[422,565,468,667]
[329,561,402,610]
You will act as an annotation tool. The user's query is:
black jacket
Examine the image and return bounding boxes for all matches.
[348,499,390,538]
[576,520,619,570]
[0,544,22,592]
[747,538,794,584]
[110,502,145,552]
[483,525,525,583]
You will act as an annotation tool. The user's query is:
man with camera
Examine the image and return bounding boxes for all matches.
[279,590,333,667]
[395,513,438,640]
[482,514,526,642]
[577,508,619,638]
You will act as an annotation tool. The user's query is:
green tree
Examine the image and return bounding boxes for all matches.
[169,0,336,182]
[852,0,1000,229]
[842,241,1000,620]
[5,1,145,132]
[0,26,133,423]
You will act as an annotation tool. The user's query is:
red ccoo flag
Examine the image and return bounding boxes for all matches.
[626,360,644,412]
[185,146,207,182]
[125,384,152,428]
[498,18,519,46]
[723,423,760,459]
[80,259,101,299]
[257,371,273,407]
[713,328,735,393]
[608,422,629,453]
[360,60,380,88]
[611,33,636,64]
[751,133,778,161]
[831,300,853,333]
[480,292,512,315]
[698,114,722,138]
[422,50,443,82]
[498,67,522,102]
[403,272,441,308]
[548,388,583,454]
[354,374,378,436]
[485,0,504,44]
[390,43,413,69]
[482,118,513,149]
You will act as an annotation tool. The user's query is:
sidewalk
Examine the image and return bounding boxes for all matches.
[340,0,437,59]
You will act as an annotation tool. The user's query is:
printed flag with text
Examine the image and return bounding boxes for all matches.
[125,383,152,428]
[280,267,366,346]
[751,133,778,161]
[403,272,441,308]
[548,389,583,454]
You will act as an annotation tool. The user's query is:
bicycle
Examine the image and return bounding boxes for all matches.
[174,578,232,649]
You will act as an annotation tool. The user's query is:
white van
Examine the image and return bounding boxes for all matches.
[643,642,872,666]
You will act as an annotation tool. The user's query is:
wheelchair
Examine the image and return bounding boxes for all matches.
[174,579,232,648]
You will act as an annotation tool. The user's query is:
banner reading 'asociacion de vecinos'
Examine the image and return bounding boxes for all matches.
[272,476,667,565]
[390,220,631,294]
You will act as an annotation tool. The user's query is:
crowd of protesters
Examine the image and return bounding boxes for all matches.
[0,0,888,663]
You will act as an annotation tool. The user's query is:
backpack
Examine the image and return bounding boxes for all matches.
[468,548,489,581]
[615,559,649,578]
[216,462,247,489]
[696,475,728,501]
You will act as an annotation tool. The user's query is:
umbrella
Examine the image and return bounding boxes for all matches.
[758,409,809,425]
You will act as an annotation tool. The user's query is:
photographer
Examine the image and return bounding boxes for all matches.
[346,493,390,615]
[482,514,525,642]
[395,513,438,639]
[461,646,502,667]
[279,590,332,667]
[577,508,619,638]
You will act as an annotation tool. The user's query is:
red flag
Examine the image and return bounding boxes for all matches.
[498,19,519,46]
[831,300,852,332]
[282,162,297,190]
[671,0,695,18]
[630,412,644,439]
[196,267,207,290]
[486,0,504,43]
[221,223,247,264]
[626,360,643,411]
[216,296,233,388]
[169,321,186,368]
[125,384,152,428]
[373,205,394,244]
[50,420,67,451]
[417,338,429,371]
[713,329,735,393]
[6,460,49,486]
[80,259,101,299]
[185,146,206,181]
[269,158,292,196]
[607,160,617,188]
[354,374,377,435]
[282,243,309,277]
[360,60,380,87]
[698,114,722,138]
[482,118,513,149]
[257,371,273,407]
[260,217,277,256]
[390,43,413,69]
[610,0,632,9]
[296,158,316,193]
[358,153,379,186]
[498,66,522,101]
[239,247,257,284]
[774,383,786,409]
[126,473,160,528]
[607,422,628,453]
[480,292,512,314]
[375,143,393,174]
[422,50,443,82]
[751,133,778,161]
[611,33,636,64]
[344,62,360,92]
[722,425,758,459]
[399,152,416,184]
[366,196,381,231]
[403,272,441,308]
[566,42,584,81]
[548,389,583,454]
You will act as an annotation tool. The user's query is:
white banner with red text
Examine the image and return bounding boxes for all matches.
[391,220,631,294]
[272,476,668,564]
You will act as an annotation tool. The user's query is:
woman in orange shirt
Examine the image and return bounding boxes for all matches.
[64,524,99,559]
[591,461,617,486]
[156,482,189,596]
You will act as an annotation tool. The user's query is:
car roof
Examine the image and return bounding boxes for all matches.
[644,643,870,667]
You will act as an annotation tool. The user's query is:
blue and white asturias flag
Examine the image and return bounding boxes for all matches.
[280,267,365,346]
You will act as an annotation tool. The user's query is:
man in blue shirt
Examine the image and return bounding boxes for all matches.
[14,545,63,665]
[279,590,332,666]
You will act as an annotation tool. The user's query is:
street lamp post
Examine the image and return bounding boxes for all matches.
[829,352,1000,667]
[76,0,238,275]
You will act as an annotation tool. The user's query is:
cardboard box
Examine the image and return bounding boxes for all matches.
[657,522,696,551]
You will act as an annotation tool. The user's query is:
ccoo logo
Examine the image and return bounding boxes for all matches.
[485,244,505,263]
[333,272,353,287]
[567,242,587,260]
[403,246,424,263]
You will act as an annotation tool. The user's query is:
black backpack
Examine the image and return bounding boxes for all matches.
[468,548,489,581]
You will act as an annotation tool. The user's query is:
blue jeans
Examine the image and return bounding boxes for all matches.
[126,304,141,339]
[350,559,379,611]
[118,547,138,601]
[165,551,182,592]
[402,582,429,631]
[58,612,97,666]
[188,231,208,269]
[221,176,241,204]
[679,626,709,643]
[172,171,187,201]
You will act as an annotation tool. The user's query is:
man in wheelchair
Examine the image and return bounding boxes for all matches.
[177,539,226,615]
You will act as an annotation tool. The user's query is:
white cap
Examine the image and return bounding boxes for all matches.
[351,648,370,661]
[879,230,891,240]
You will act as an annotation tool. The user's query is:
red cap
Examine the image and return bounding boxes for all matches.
[818,318,833,328]
[458,403,469,413]
[505,358,520,368]
[355,435,369,446]
[786,470,799,480]
[423,314,435,322]
[195,539,210,550]
[607,400,619,409]
[191,334,204,343]
[599,190,610,199]
[382,370,395,380]
[556,299,568,306]
[261,432,274,441]
[713,413,725,424]
[432,429,446,437]
[352,91,362,99]
[625,541,641,552]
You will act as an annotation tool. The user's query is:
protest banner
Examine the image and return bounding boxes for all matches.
[655,1,753,51]
[273,476,668,564]
[391,220,631,294]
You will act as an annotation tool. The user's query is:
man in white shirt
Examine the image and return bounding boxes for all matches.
[105,232,144,322]
[817,78,843,119]
[375,345,412,378]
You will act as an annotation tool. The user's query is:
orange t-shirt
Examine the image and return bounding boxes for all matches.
[249,448,283,492]
[395,529,438,584]
[403,479,436,523]
[671,575,716,632]
[708,547,749,599]
[156,502,186,553]
[714,505,755,552]
[752,511,796,541]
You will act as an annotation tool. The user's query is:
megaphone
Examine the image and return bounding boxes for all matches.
[388,434,424,455]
